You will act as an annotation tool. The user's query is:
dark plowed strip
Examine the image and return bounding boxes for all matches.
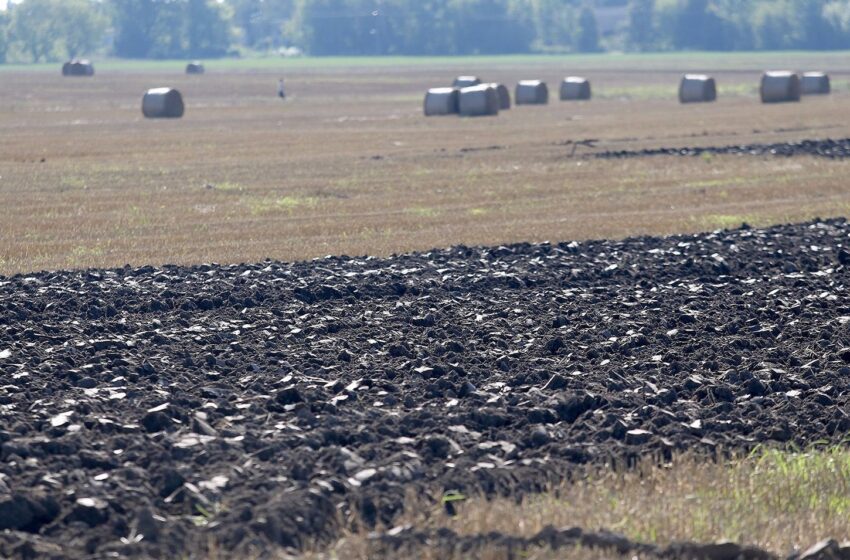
[596,138,850,159]
[2,219,850,557]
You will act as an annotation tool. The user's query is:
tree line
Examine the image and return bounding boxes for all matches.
[2,0,850,63]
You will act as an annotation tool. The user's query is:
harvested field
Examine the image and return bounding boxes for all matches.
[3,52,850,274]
[2,219,850,557]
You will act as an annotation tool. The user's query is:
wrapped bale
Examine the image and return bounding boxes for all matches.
[453,76,482,88]
[458,84,499,117]
[62,59,94,77]
[424,87,460,116]
[678,74,716,103]
[186,61,205,75]
[515,80,548,105]
[801,72,830,95]
[486,83,511,110]
[142,88,185,119]
[760,71,801,103]
[560,77,591,101]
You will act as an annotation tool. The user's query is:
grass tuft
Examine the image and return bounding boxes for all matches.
[304,448,850,559]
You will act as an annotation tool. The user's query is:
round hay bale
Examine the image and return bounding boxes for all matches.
[559,77,591,101]
[760,71,801,103]
[424,87,460,116]
[678,74,716,103]
[485,83,511,110]
[801,72,830,95]
[186,61,205,75]
[142,88,185,119]
[458,84,499,117]
[453,76,482,88]
[515,80,548,105]
[63,59,94,77]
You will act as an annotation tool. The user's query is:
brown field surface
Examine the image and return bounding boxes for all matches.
[3,53,850,274]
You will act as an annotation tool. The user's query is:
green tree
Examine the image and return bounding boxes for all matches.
[112,0,157,58]
[187,0,231,57]
[529,0,575,50]
[752,1,795,50]
[148,0,185,58]
[9,0,105,62]
[112,0,230,59]
[799,0,839,49]
[10,0,63,61]
[0,13,8,64]
[231,0,295,49]
[61,0,108,57]
[626,0,654,50]
[576,6,600,52]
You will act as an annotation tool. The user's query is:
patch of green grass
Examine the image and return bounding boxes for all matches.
[211,181,245,192]
[248,195,319,215]
[697,213,762,229]
[309,448,850,559]
[60,176,87,190]
[67,244,106,267]
[406,206,440,218]
[599,81,757,101]
[684,177,750,189]
[6,50,850,73]
[597,84,678,100]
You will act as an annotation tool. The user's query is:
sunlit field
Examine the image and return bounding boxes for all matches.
[4,51,850,560]
[2,52,850,274]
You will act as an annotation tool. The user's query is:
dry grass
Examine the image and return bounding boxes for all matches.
[307,448,850,560]
[3,54,850,274]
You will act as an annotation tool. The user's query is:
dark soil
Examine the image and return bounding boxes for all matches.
[2,219,850,558]
[596,138,850,159]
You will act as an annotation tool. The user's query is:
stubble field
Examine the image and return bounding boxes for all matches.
[3,52,850,275]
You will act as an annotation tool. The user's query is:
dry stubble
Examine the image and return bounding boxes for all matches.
[2,57,850,274]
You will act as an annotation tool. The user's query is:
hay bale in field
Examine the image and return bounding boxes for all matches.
[62,59,95,77]
[424,87,460,116]
[801,72,830,95]
[515,80,548,105]
[458,84,499,117]
[486,83,511,110]
[560,77,591,101]
[678,74,716,103]
[760,71,801,103]
[186,61,205,75]
[142,88,185,119]
[453,76,482,88]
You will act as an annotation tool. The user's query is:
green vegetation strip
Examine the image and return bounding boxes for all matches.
[447,448,850,550]
[321,448,850,559]
[6,50,850,74]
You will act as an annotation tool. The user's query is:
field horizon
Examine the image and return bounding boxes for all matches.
[4,50,850,73]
